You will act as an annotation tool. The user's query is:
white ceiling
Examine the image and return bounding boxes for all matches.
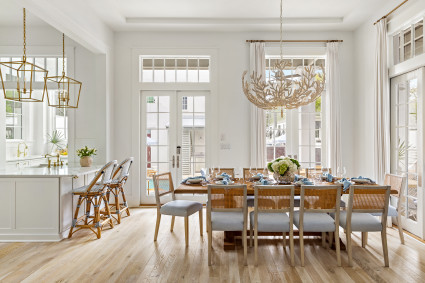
[0,0,406,32]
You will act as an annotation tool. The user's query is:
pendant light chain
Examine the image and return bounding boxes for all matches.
[62,33,65,75]
[280,0,283,60]
[23,8,26,60]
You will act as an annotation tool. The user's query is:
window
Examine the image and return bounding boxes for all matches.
[55,108,68,143]
[5,91,22,140]
[182,96,188,110]
[393,19,424,64]
[140,56,210,83]
[266,56,325,169]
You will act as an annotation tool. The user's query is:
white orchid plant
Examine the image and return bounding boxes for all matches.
[267,156,301,176]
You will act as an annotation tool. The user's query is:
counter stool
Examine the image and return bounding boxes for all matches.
[68,160,117,239]
[105,157,133,224]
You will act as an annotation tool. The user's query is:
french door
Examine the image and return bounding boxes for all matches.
[390,68,424,238]
[141,90,208,204]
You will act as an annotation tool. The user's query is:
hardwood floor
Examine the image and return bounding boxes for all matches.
[1,208,425,282]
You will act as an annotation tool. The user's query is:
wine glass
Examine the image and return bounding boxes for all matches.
[216,166,221,178]
[322,167,329,176]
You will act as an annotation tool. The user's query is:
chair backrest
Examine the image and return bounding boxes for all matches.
[254,185,294,213]
[153,172,175,208]
[112,157,134,182]
[346,185,391,231]
[211,168,235,177]
[86,160,117,192]
[207,184,247,212]
[305,167,332,179]
[243,168,268,180]
[384,174,405,198]
[300,185,342,213]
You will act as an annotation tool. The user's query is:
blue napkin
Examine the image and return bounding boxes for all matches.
[353,176,376,184]
[326,173,334,182]
[220,172,230,178]
[181,176,206,184]
[200,168,207,177]
[294,174,301,182]
[337,178,352,192]
[221,179,229,185]
[259,178,269,185]
[301,178,314,185]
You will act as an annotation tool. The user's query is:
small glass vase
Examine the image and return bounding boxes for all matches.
[273,172,295,184]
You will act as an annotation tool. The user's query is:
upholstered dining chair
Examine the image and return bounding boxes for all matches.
[369,174,406,244]
[153,172,203,247]
[68,160,117,239]
[211,168,235,178]
[250,185,295,266]
[105,157,133,224]
[294,185,342,266]
[207,184,248,266]
[338,185,391,267]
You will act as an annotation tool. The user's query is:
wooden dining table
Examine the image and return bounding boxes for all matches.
[174,179,397,250]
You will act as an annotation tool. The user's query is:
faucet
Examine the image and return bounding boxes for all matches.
[17,142,28,158]
[45,153,63,168]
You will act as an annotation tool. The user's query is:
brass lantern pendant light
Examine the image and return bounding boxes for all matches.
[45,33,82,108]
[0,8,48,102]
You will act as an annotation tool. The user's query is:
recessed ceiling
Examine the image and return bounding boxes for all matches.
[0,0,49,27]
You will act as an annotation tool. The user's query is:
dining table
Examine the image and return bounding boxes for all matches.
[174,178,398,250]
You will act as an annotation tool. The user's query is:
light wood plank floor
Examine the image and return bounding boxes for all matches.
[1,208,425,283]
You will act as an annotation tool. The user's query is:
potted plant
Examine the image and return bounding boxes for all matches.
[76,146,97,167]
[267,156,301,183]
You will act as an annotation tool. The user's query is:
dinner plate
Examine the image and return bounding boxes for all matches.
[187,178,203,184]
[351,178,370,184]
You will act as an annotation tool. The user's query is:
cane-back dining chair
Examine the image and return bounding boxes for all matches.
[211,168,235,178]
[153,172,203,247]
[243,168,269,180]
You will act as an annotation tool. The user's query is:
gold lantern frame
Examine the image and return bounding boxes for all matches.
[0,8,48,102]
[45,33,82,109]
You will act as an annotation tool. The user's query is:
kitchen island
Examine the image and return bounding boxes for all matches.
[0,164,104,242]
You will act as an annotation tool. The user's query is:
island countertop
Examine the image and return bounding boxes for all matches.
[0,163,103,177]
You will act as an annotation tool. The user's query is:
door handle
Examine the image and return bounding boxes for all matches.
[177,155,180,168]
[172,155,175,168]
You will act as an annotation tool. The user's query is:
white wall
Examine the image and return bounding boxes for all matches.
[114,30,355,206]
[0,25,109,165]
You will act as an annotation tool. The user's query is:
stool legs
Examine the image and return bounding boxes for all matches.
[68,196,83,238]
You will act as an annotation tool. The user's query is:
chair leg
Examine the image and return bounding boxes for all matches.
[328,231,333,249]
[120,187,130,216]
[289,229,295,267]
[250,223,253,248]
[322,232,326,248]
[335,230,341,267]
[170,216,175,232]
[361,232,368,248]
[283,232,286,248]
[243,223,247,266]
[114,190,121,224]
[254,225,258,266]
[102,194,114,229]
[346,230,353,267]
[199,209,203,237]
[94,196,102,239]
[154,212,161,241]
[397,213,405,244]
[382,228,389,267]
[300,228,305,266]
[84,197,91,225]
[68,195,83,238]
[208,224,212,266]
[184,216,189,247]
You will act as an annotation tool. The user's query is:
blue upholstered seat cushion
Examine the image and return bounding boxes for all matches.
[336,211,383,232]
[249,211,290,232]
[211,211,244,231]
[247,196,254,207]
[369,205,397,217]
[293,211,336,232]
[160,200,202,217]
[72,184,105,193]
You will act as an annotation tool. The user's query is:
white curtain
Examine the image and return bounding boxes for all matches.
[325,42,342,172]
[374,18,390,184]
[249,43,267,167]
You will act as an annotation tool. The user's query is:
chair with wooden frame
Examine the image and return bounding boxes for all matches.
[105,157,133,224]
[305,167,332,179]
[211,168,235,178]
[153,172,203,246]
[294,185,342,266]
[207,184,248,266]
[339,185,391,267]
[68,160,117,239]
[242,168,268,180]
[369,174,406,244]
[250,185,295,266]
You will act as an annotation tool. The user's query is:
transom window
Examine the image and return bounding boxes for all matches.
[266,56,325,169]
[393,19,423,64]
[139,56,210,83]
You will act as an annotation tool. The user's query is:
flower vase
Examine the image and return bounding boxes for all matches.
[273,172,295,184]
[80,156,93,167]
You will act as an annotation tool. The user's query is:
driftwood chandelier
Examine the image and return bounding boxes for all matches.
[242,0,325,111]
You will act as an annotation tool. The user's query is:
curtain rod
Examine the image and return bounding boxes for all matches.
[245,40,343,43]
[374,0,409,25]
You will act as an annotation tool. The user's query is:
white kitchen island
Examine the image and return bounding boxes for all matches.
[0,164,104,242]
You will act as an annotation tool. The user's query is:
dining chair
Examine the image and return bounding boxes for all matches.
[68,160,117,239]
[207,184,248,266]
[153,172,203,246]
[338,185,391,267]
[105,157,133,224]
[211,168,235,178]
[294,185,342,266]
[250,185,295,266]
[305,167,332,179]
[243,168,268,180]
[369,174,406,244]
